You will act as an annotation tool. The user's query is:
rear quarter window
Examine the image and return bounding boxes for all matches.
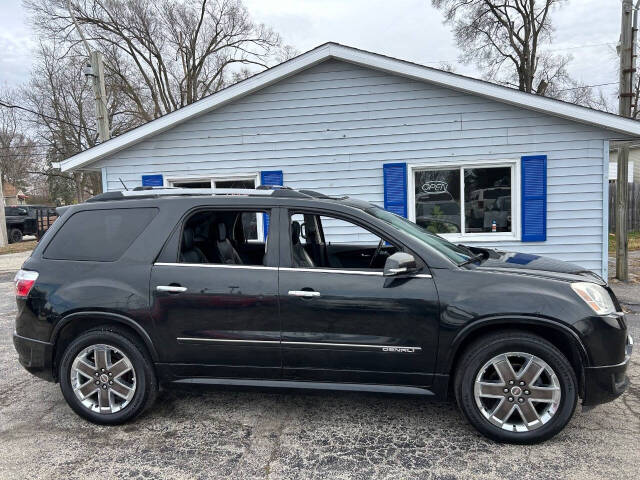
[44,207,158,261]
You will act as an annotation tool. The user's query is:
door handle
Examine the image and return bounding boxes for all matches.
[288,290,321,298]
[156,285,187,293]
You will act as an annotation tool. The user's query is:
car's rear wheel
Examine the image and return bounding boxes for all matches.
[8,228,22,244]
[59,327,157,424]
[455,330,578,444]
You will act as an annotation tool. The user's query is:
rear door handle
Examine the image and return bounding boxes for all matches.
[288,290,321,298]
[156,285,188,293]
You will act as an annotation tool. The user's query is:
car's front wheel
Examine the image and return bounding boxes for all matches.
[58,327,157,424]
[455,330,578,444]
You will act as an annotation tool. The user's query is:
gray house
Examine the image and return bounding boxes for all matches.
[55,43,640,278]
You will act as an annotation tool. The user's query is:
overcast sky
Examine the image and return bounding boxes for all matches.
[0,0,623,103]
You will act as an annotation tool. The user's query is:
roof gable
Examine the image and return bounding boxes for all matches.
[56,42,640,172]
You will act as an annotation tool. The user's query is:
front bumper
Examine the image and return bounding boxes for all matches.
[13,332,55,382]
[583,334,633,406]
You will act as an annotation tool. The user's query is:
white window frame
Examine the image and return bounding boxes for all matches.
[165,172,265,241]
[407,159,520,243]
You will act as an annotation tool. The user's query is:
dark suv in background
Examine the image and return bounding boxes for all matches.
[13,187,633,444]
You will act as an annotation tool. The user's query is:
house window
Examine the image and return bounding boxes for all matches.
[410,162,517,240]
[169,177,257,189]
[171,180,210,188]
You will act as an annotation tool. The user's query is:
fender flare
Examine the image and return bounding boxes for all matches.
[51,311,159,361]
[444,315,590,373]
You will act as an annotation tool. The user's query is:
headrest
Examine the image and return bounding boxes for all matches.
[183,228,194,250]
[215,222,227,242]
[291,221,301,245]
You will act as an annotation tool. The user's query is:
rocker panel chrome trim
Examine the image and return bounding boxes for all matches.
[172,378,435,395]
[177,337,422,352]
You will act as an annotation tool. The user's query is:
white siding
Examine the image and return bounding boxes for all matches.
[96,60,620,275]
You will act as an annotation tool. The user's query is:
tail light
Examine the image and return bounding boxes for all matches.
[15,270,39,298]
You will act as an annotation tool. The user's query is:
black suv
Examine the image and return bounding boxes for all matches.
[13,187,633,443]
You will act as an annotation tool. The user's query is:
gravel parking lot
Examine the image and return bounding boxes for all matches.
[0,258,638,479]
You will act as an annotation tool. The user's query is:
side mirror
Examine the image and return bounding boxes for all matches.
[383,252,417,277]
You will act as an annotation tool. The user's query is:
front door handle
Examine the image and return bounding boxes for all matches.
[156,285,188,293]
[288,290,321,298]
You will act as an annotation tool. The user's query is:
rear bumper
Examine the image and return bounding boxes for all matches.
[13,332,55,382]
[582,334,633,406]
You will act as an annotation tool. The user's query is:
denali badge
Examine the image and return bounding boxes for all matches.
[382,346,419,353]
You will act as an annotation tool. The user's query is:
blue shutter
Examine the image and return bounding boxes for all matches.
[521,155,547,242]
[260,170,283,238]
[383,163,407,218]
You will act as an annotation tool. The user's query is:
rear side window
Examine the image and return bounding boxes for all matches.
[44,208,158,261]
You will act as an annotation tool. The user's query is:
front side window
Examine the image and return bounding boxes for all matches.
[288,212,399,270]
[413,164,514,237]
[179,210,269,266]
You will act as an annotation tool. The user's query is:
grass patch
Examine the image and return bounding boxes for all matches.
[609,231,640,253]
[0,240,37,255]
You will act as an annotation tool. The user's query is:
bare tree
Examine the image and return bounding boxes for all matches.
[0,88,41,189]
[432,0,569,94]
[25,0,293,122]
[547,80,614,112]
[20,44,114,203]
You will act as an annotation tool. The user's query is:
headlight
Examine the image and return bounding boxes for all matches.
[570,282,616,315]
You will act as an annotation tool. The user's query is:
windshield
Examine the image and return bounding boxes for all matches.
[366,206,474,265]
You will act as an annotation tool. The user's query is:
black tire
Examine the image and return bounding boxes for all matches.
[8,228,22,244]
[454,330,578,444]
[58,327,157,425]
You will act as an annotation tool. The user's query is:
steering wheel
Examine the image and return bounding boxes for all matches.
[369,238,385,268]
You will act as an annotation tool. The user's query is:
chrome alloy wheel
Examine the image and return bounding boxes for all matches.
[70,344,136,414]
[474,352,561,432]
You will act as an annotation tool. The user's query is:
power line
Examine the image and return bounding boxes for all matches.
[422,42,618,65]
[0,152,52,157]
[544,42,616,53]
[0,144,62,150]
[555,82,618,92]
[0,101,97,132]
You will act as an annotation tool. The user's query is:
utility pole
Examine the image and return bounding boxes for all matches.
[87,51,111,142]
[67,0,110,143]
[616,0,636,281]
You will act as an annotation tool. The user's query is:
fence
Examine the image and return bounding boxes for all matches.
[608,181,640,231]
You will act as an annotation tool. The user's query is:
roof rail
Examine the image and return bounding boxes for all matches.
[298,189,348,200]
[85,186,316,202]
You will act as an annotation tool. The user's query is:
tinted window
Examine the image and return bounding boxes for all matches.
[44,208,158,261]
[5,207,28,216]
[178,209,268,265]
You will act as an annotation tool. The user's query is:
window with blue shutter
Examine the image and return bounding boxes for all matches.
[260,170,283,238]
[521,155,547,242]
[383,163,407,218]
